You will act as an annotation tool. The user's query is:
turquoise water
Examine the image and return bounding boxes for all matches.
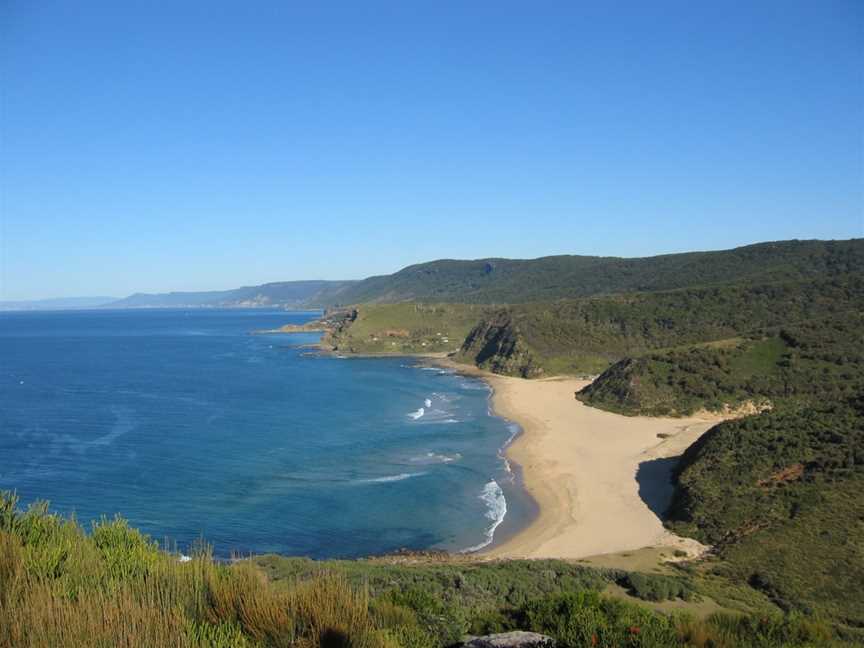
[0,309,530,558]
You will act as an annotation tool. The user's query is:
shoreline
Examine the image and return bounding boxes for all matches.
[488,376,714,560]
[285,331,717,562]
[426,356,717,561]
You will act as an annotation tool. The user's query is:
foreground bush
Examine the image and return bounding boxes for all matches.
[0,491,852,647]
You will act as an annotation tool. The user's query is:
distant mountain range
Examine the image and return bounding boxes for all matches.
[1,281,357,311]
[4,238,862,311]
[106,280,356,310]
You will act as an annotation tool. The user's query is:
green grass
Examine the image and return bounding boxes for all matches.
[1,491,854,647]
[728,337,788,377]
[325,302,489,355]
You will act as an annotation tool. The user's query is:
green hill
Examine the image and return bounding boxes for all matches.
[455,274,864,377]
[319,239,864,306]
[576,311,864,416]
[666,399,864,626]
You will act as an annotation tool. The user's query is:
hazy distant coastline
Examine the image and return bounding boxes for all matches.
[0,296,118,311]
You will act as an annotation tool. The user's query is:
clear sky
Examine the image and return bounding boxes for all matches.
[1,1,862,299]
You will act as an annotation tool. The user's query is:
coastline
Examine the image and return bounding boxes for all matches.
[428,356,716,561]
[304,332,718,562]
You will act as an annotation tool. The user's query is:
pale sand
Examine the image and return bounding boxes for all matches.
[479,374,719,561]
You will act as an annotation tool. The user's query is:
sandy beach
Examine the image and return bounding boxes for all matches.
[472,373,719,561]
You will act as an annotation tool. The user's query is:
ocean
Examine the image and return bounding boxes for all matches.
[0,309,531,558]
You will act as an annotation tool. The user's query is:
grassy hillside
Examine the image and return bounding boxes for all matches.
[322,239,863,306]
[322,303,491,355]
[577,311,864,416]
[456,274,864,377]
[666,400,864,627]
[0,491,854,648]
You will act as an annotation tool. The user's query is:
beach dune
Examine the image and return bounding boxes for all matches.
[483,375,716,560]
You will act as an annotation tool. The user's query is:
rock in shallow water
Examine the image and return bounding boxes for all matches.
[461,631,555,648]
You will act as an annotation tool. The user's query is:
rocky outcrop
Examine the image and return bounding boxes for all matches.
[457,311,543,378]
[266,308,358,346]
[461,632,555,648]
[319,308,359,350]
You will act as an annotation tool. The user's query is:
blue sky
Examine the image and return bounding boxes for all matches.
[1,1,862,299]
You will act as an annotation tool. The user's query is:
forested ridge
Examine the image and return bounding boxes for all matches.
[322,239,864,306]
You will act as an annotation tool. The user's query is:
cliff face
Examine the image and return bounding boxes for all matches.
[457,311,543,378]
[318,308,359,350]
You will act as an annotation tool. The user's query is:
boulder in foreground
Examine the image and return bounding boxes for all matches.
[462,631,556,648]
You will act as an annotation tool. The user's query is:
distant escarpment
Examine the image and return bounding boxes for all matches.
[107,280,356,310]
[457,312,543,378]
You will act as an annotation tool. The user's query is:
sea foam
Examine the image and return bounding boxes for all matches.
[462,480,507,553]
[410,452,462,464]
[355,472,427,484]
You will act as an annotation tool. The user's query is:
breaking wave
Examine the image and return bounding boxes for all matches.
[461,480,507,553]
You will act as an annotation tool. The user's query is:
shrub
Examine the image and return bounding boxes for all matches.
[519,591,680,647]
[621,573,695,602]
[91,515,160,581]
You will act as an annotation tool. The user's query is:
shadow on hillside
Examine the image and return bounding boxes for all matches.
[635,456,681,521]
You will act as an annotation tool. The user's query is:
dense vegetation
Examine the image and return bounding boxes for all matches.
[572,308,864,629]
[666,399,864,627]
[0,491,854,647]
[456,274,864,377]
[578,311,864,416]
[323,239,863,306]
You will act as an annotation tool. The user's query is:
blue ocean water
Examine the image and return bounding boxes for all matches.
[0,309,529,558]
